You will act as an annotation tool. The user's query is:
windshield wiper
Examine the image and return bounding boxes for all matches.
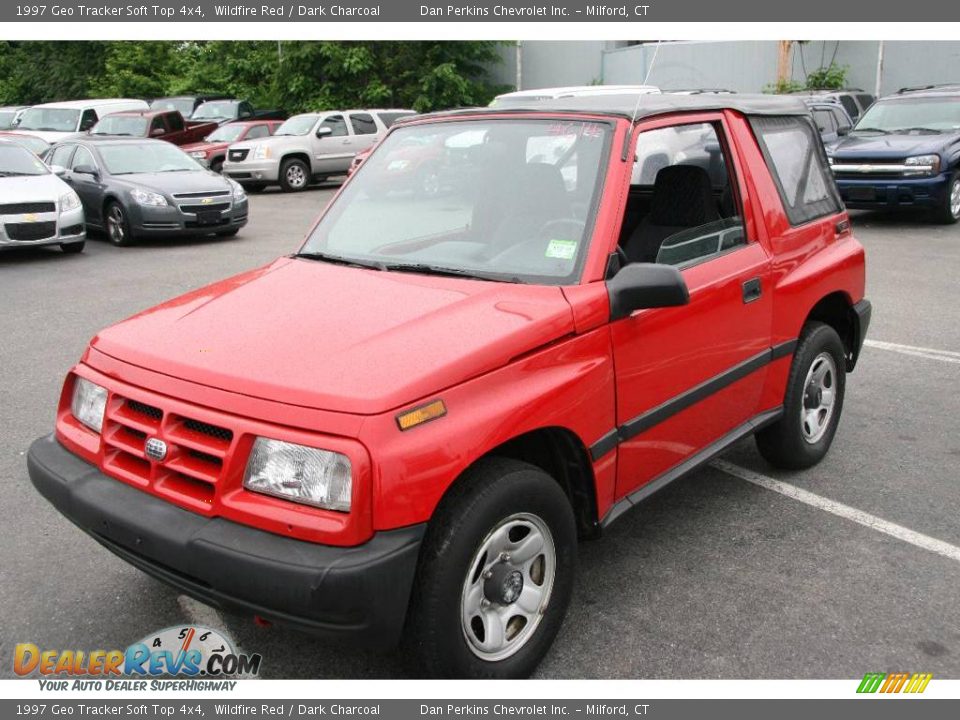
[380,262,515,283]
[0,171,32,177]
[894,126,942,134]
[852,127,889,134]
[293,251,386,271]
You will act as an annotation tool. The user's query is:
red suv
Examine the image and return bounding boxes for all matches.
[29,94,870,678]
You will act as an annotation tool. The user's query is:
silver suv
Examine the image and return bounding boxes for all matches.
[223,109,415,192]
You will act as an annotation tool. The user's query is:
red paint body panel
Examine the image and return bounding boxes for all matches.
[50,106,867,549]
[182,120,283,161]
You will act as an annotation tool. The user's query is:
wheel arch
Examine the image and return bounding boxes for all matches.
[803,290,863,371]
[281,152,312,171]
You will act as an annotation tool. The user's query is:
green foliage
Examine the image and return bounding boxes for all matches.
[763,78,806,95]
[805,63,849,90]
[0,41,507,112]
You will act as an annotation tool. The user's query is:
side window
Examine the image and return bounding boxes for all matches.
[79,109,98,131]
[245,124,270,140]
[48,144,75,168]
[751,115,842,226]
[838,95,859,119]
[812,109,836,135]
[166,113,184,132]
[620,121,746,268]
[376,111,415,128]
[349,113,377,135]
[71,146,96,170]
[856,94,875,113]
[318,115,347,137]
[833,108,853,133]
[238,102,253,118]
[149,116,166,136]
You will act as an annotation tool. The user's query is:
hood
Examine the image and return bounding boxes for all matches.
[830,132,958,160]
[0,172,71,204]
[89,258,576,415]
[230,135,303,152]
[112,170,233,196]
[182,140,226,154]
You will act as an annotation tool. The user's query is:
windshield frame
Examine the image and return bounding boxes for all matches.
[17,107,81,133]
[274,114,321,137]
[192,100,239,121]
[96,141,203,175]
[0,141,51,176]
[299,114,615,286]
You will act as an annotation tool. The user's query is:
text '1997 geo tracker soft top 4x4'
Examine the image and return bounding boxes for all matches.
[28,93,871,678]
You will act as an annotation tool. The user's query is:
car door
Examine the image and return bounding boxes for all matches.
[346,112,380,155]
[311,114,351,174]
[67,145,105,225]
[610,114,774,501]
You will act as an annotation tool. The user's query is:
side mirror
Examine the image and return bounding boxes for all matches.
[73,164,98,177]
[837,126,851,136]
[607,263,690,320]
[150,127,166,137]
[50,165,67,177]
[315,126,333,139]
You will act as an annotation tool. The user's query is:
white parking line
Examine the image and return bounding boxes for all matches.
[864,339,960,365]
[712,459,960,565]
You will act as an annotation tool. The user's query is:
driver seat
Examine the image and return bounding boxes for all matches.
[485,162,570,254]
[623,165,719,263]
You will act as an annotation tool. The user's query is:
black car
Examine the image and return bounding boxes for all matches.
[44,137,248,245]
[826,85,960,224]
[149,95,233,118]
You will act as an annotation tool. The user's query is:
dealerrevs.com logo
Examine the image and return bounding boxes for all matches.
[14,625,262,691]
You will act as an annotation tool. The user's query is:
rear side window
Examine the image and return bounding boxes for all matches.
[856,94,875,113]
[837,95,859,119]
[349,113,377,135]
[751,116,842,226]
[832,107,853,132]
[812,109,836,135]
[79,109,98,131]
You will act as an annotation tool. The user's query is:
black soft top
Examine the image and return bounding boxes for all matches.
[414,93,809,123]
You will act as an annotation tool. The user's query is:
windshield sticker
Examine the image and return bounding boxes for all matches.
[548,122,604,139]
[545,239,578,260]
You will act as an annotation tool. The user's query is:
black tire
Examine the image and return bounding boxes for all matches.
[216,228,240,238]
[210,158,224,174]
[60,241,85,254]
[934,172,960,224]
[104,201,133,247]
[241,183,266,194]
[755,322,846,470]
[405,457,577,679]
[279,158,310,193]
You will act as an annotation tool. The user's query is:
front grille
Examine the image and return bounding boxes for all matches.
[0,202,56,214]
[4,221,57,241]
[102,394,235,513]
[179,202,230,214]
[228,149,249,162]
[173,190,231,200]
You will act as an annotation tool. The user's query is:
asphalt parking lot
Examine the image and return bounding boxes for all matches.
[1,187,958,679]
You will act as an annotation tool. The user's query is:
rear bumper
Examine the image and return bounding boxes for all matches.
[835,174,949,210]
[27,434,425,648]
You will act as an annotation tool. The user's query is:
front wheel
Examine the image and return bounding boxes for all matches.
[104,202,133,247]
[405,457,576,678]
[279,158,310,192]
[755,322,846,469]
[934,172,960,224]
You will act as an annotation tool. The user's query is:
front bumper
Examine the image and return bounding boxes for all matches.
[835,173,950,210]
[127,197,248,238]
[28,434,425,648]
[0,206,86,249]
[223,159,281,184]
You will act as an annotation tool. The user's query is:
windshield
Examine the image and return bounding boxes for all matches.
[0,134,49,155]
[206,124,246,142]
[0,143,50,176]
[17,107,81,132]
[300,118,611,284]
[275,115,318,136]
[192,101,237,121]
[91,115,147,136]
[98,142,202,175]
[0,110,19,130]
[151,98,195,116]
[855,97,960,133]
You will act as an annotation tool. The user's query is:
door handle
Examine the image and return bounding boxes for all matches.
[742,277,762,304]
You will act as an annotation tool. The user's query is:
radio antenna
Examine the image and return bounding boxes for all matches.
[629,39,663,127]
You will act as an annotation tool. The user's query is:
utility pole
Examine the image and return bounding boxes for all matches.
[777,40,794,88]
[874,40,885,97]
[516,41,523,91]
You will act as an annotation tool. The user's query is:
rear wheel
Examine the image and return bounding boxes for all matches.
[105,202,132,247]
[60,241,85,254]
[405,457,576,678]
[279,158,310,192]
[935,172,960,224]
[755,322,846,469]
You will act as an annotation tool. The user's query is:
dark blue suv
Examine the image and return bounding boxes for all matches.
[827,85,960,224]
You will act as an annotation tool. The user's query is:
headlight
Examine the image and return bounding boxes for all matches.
[903,154,940,177]
[252,145,271,160]
[189,151,208,160]
[59,191,81,212]
[71,377,107,434]
[243,438,352,512]
[130,188,169,207]
[227,178,246,200]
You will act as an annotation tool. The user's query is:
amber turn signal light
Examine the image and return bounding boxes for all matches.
[396,399,447,431]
